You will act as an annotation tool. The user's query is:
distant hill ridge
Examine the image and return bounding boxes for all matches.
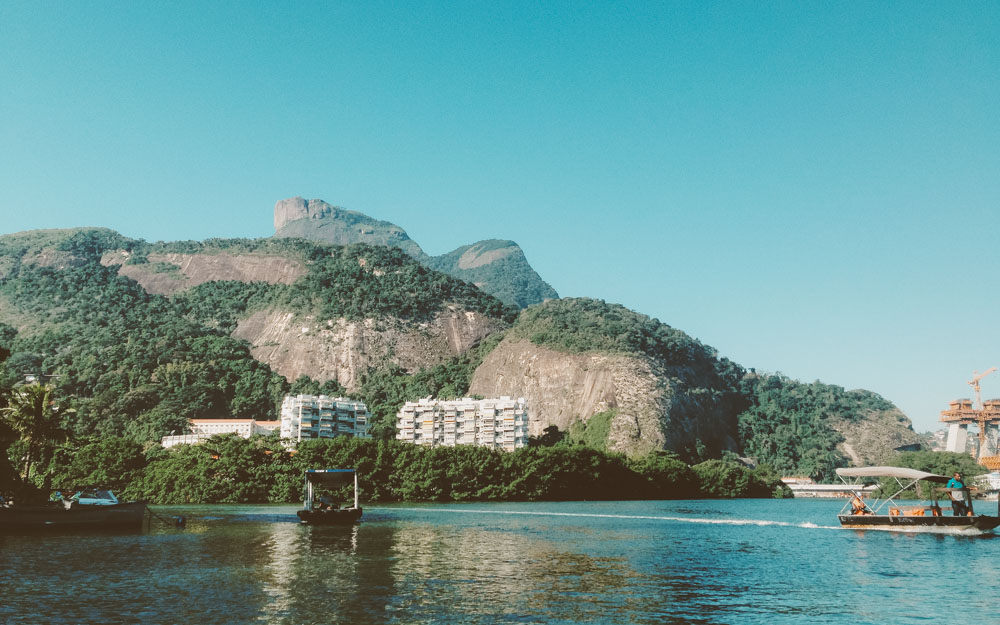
[273,197,558,309]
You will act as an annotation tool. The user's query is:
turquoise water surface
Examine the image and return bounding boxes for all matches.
[2,499,997,624]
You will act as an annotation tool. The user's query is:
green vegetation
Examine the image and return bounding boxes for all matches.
[0,228,135,260]
[1,384,73,489]
[568,410,615,452]
[55,229,138,261]
[174,280,280,333]
[892,450,985,479]
[426,239,559,309]
[0,232,515,449]
[736,374,899,481]
[511,298,744,389]
[0,264,288,440]
[130,238,519,323]
[0,228,925,491]
[33,434,784,504]
[692,459,788,498]
[272,243,516,323]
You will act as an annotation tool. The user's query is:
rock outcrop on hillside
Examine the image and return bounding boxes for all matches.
[234,306,506,390]
[469,338,740,458]
[271,197,558,308]
[835,409,924,466]
[103,252,306,295]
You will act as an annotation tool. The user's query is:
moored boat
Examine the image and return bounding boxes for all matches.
[836,466,1000,534]
[0,488,148,532]
[296,468,363,525]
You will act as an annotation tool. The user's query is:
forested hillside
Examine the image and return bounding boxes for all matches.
[0,229,515,442]
[474,298,920,478]
[737,374,921,480]
[0,227,923,486]
[509,297,745,390]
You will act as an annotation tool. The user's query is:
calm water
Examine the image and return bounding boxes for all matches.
[2,499,998,625]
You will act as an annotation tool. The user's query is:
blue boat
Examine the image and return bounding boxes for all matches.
[0,489,148,532]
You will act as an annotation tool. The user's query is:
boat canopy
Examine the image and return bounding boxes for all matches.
[304,469,356,486]
[302,469,359,511]
[836,466,950,484]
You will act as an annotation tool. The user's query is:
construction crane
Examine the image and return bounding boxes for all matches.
[969,367,999,455]
[969,367,998,410]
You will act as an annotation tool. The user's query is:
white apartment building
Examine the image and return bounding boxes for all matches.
[396,396,529,451]
[280,394,372,443]
[160,419,280,448]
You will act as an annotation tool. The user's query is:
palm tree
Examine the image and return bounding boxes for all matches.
[0,383,72,483]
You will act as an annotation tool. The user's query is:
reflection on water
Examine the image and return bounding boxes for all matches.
[2,500,1000,624]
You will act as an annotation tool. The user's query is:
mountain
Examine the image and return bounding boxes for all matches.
[425,240,559,309]
[469,298,747,459]
[0,226,921,477]
[469,298,921,468]
[274,197,427,259]
[272,197,557,308]
[0,228,515,440]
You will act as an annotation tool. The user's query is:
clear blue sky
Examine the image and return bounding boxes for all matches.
[2,2,998,432]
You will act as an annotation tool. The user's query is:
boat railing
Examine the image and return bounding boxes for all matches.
[838,475,976,517]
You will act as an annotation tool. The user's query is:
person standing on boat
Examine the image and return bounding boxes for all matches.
[947,472,968,516]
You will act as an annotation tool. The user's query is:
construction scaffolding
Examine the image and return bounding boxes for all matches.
[940,368,1000,470]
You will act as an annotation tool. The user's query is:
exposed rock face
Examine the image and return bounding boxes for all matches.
[233,306,506,390]
[26,250,89,271]
[835,409,924,465]
[274,197,426,259]
[103,252,306,295]
[272,197,558,308]
[469,338,739,458]
[458,245,514,269]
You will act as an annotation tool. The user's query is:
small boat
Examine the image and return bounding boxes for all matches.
[0,488,148,532]
[836,466,1000,534]
[296,469,363,525]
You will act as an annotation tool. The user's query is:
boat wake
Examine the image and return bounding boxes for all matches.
[381,507,841,530]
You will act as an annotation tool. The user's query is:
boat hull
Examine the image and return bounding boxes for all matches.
[0,501,148,532]
[297,507,363,525]
[838,514,1000,534]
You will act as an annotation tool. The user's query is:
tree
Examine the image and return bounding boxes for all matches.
[0,383,73,485]
[47,437,147,498]
[0,417,18,493]
[692,459,777,498]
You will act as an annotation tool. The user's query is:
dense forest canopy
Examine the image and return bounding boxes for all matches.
[31,434,788,504]
[737,374,902,481]
[0,263,288,440]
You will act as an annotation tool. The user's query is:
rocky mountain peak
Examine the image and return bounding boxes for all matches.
[274,197,342,231]
[273,196,425,259]
[271,197,558,308]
